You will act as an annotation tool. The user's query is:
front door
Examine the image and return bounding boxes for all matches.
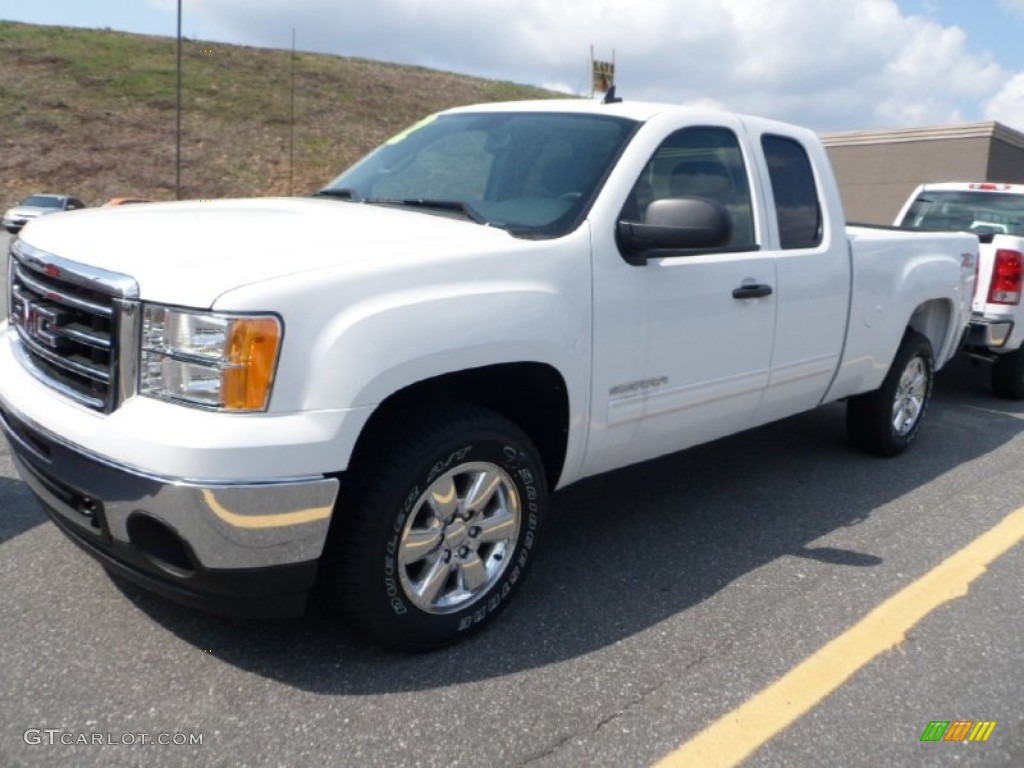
[584,122,777,477]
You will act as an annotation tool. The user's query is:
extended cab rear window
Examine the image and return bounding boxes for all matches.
[762,135,823,250]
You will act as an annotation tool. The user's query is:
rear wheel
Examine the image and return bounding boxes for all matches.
[847,331,934,456]
[324,404,547,651]
[991,347,1024,400]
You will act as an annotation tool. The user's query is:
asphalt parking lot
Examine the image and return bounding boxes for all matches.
[0,229,1021,767]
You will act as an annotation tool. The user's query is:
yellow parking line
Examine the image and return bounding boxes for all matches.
[653,505,1024,768]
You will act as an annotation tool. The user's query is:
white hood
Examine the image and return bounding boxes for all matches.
[19,197,514,307]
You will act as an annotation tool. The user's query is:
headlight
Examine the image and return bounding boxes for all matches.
[140,305,282,411]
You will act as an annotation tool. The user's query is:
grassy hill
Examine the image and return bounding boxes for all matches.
[0,21,560,207]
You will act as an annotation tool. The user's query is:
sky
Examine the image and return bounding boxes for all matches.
[3,0,1024,133]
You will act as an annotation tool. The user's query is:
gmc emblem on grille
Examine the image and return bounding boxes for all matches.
[15,298,69,350]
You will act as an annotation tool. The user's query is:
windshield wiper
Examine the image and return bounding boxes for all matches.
[366,198,487,225]
[315,188,357,200]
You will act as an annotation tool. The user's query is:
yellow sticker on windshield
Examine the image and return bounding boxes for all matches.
[384,114,439,145]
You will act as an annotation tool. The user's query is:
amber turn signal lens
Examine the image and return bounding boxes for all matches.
[222,317,282,410]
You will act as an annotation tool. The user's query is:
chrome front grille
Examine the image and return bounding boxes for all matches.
[8,240,139,411]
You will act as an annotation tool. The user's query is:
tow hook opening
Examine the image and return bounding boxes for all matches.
[126,513,197,578]
[76,496,100,520]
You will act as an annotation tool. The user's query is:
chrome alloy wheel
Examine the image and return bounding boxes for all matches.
[398,461,521,614]
[892,356,928,436]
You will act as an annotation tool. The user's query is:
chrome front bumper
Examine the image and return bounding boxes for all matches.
[0,402,339,617]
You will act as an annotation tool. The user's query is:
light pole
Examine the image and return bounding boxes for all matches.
[289,28,295,196]
[175,0,182,200]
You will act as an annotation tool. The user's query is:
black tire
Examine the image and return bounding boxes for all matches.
[847,330,934,457]
[324,404,547,651]
[991,347,1024,400]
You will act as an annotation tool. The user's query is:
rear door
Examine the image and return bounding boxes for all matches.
[743,126,851,426]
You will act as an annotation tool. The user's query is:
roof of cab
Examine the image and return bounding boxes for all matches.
[439,98,815,141]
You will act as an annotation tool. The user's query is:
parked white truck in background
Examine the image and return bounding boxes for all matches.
[0,98,977,649]
[896,182,1024,398]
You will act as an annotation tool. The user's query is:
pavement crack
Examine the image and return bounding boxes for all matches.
[517,650,717,767]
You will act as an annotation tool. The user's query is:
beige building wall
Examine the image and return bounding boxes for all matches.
[821,123,1024,225]
[988,133,1024,181]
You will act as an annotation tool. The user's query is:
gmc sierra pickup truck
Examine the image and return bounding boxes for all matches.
[1,98,977,649]
[896,182,1024,398]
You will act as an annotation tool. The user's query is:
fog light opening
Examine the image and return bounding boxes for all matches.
[126,513,196,577]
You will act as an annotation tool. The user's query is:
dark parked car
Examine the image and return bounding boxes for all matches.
[2,194,87,233]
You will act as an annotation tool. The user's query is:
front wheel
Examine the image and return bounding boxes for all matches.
[847,330,934,457]
[991,346,1024,400]
[324,404,548,651]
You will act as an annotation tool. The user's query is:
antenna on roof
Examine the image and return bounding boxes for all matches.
[591,46,618,101]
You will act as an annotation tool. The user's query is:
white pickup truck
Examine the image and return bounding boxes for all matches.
[0,98,977,649]
[896,182,1024,398]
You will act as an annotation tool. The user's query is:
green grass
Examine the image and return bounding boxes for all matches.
[0,20,565,205]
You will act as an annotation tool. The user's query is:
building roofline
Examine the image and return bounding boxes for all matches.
[821,121,1024,151]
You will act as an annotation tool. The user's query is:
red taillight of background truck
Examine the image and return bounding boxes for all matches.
[988,249,1024,305]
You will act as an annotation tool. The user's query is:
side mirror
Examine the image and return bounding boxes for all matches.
[617,197,732,265]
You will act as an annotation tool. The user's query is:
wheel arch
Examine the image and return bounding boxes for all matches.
[346,362,571,491]
[907,298,953,366]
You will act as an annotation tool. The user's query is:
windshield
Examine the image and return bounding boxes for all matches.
[899,190,1024,237]
[21,195,62,208]
[321,111,638,237]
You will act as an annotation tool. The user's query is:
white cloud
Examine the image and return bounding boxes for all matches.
[985,73,1024,126]
[181,0,1023,131]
